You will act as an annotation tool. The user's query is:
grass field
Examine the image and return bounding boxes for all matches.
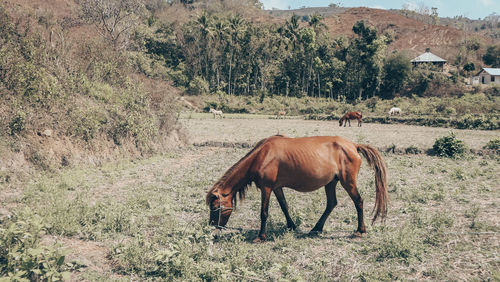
[1,116,499,280]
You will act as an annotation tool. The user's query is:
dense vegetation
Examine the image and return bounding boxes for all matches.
[141,2,499,100]
[0,1,183,172]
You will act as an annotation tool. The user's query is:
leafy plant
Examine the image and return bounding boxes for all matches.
[8,111,26,135]
[405,145,422,154]
[483,138,500,154]
[0,209,70,281]
[432,133,468,158]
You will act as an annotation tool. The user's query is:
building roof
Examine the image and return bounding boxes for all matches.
[411,52,447,63]
[481,68,500,76]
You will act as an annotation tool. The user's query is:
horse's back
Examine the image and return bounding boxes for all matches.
[251,136,361,191]
[344,111,362,119]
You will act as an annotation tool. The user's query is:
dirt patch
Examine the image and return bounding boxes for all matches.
[41,236,126,280]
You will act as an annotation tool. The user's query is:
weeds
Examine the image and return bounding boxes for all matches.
[0,209,70,281]
[432,132,468,158]
[483,138,500,154]
[405,145,422,154]
[3,122,499,280]
[8,111,26,136]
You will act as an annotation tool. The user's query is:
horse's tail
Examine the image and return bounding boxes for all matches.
[356,144,388,222]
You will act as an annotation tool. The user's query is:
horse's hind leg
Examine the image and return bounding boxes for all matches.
[340,175,366,236]
[273,187,296,230]
[311,178,339,233]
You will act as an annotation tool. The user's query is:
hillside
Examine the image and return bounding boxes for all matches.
[0,0,185,179]
[266,7,496,60]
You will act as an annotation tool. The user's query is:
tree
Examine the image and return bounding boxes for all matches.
[380,52,412,99]
[345,21,391,100]
[79,0,145,50]
[483,45,500,67]
[463,62,475,73]
[227,14,245,95]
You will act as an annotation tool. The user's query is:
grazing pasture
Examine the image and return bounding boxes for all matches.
[1,116,499,280]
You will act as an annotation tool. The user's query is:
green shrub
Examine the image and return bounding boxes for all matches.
[484,138,500,154]
[405,145,422,154]
[70,109,107,142]
[8,111,26,135]
[0,209,70,281]
[432,133,468,158]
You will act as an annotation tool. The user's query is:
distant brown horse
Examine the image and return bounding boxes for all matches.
[339,112,362,127]
[276,111,286,119]
[206,135,388,242]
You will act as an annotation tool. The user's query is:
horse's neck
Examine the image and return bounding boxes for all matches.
[217,149,258,194]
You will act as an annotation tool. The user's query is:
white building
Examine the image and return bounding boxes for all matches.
[471,68,500,85]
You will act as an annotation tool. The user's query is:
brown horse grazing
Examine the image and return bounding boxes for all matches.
[276,111,286,119]
[206,135,388,242]
[339,112,362,127]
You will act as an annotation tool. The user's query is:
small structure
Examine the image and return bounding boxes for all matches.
[411,49,447,71]
[471,68,500,85]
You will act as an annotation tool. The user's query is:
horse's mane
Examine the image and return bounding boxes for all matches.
[206,135,284,206]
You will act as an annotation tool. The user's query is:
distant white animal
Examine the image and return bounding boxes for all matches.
[209,108,224,118]
[388,107,402,116]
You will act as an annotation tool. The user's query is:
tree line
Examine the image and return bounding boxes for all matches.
[144,12,407,100]
[76,0,499,101]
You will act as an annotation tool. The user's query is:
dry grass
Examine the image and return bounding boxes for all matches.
[1,116,499,280]
[180,114,499,151]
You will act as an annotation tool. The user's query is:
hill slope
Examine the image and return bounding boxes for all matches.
[267,7,495,60]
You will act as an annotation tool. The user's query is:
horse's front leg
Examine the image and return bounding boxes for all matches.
[273,187,296,230]
[255,187,272,243]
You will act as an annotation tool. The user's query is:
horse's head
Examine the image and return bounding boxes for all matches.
[338,119,343,127]
[207,189,234,229]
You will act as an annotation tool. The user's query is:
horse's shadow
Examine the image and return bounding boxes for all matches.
[216,226,355,243]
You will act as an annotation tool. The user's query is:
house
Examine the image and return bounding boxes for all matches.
[411,50,447,71]
[471,68,500,85]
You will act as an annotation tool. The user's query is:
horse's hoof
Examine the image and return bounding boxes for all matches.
[308,230,322,236]
[350,231,364,238]
[253,237,264,243]
[212,229,222,239]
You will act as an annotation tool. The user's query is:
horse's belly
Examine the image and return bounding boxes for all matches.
[276,168,336,192]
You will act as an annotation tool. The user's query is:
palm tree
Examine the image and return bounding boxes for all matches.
[197,11,214,79]
[227,14,245,95]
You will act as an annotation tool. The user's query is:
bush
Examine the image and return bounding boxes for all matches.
[405,145,422,154]
[483,138,500,154]
[0,209,70,281]
[432,133,468,158]
[8,111,26,135]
